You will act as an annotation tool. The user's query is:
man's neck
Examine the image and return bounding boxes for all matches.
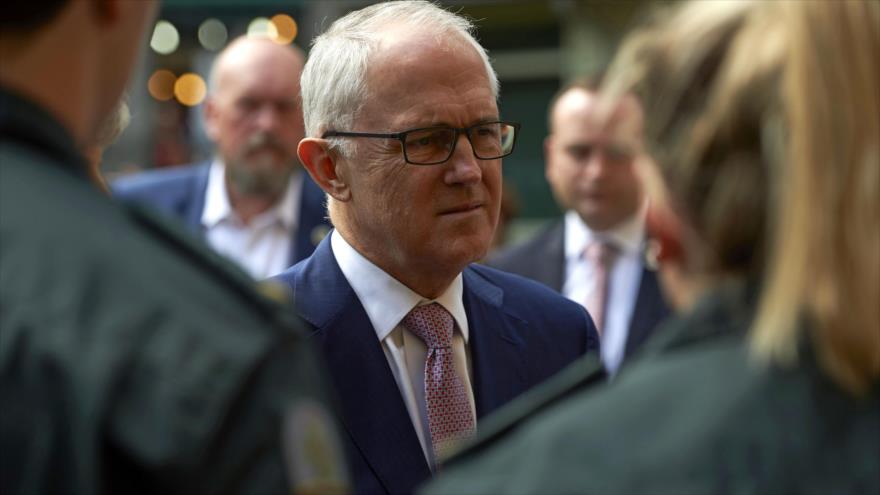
[0,37,96,147]
[334,225,461,300]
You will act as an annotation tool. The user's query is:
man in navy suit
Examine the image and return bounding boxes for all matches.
[489,77,669,374]
[274,2,600,493]
[114,36,329,278]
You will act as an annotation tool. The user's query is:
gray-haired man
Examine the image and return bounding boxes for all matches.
[273,1,600,493]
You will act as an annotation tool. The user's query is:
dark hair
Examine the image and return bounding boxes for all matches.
[0,1,69,32]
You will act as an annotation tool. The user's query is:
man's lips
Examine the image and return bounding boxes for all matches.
[439,201,484,215]
[581,190,608,201]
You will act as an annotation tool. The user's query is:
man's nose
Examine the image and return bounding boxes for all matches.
[254,105,280,132]
[582,151,610,179]
[445,133,482,185]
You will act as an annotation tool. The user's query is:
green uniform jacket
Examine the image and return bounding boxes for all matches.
[0,89,349,494]
[424,282,880,494]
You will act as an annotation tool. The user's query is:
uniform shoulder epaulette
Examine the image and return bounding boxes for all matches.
[124,202,302,330]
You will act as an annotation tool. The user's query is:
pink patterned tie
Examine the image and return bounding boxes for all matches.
[584,240,619,336]
[402,303,475,466]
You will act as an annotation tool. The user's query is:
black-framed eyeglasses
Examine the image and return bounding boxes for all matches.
[322,120,521,165]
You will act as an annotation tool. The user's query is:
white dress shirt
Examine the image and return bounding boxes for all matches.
[562,208,646,374]
[202,160,304,279]
[331,230,475,468]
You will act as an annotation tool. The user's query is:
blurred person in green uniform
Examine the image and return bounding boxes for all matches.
[424,0,879,493]
[0,1,349,493]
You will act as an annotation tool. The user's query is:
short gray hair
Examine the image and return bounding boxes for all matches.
[301,0,499,155]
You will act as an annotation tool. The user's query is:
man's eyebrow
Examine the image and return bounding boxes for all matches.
[399,116,504,130]
[474,116,502,125]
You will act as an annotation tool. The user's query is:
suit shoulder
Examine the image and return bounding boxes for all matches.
[269,257,307,291]
[468,263,584,318]
[112,162,207,200]
[486,220,563,274]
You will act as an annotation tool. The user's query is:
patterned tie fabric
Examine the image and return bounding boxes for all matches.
[402,303,475,466]
[583,240,620,335]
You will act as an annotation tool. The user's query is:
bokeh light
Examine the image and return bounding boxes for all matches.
[198,18,228,51]
[247,17,272,38]
[150,20,180,55]
[147,70,177,101]
[269,14,298,44]
[174,73,207,107]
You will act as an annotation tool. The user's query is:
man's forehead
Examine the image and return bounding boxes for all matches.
[355,29,495,128]
[214,65,301,103]
[369,24,483,77]
[553,89,643,135]
[218,37,304,68]
[213,40,303,91]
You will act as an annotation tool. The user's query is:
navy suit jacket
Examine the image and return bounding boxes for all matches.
[112,161,329,267]
[274,235,599,494]
[488,219,670,358]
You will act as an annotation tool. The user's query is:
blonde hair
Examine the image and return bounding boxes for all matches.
[753,0,880,394]
[93,98,130,149]
[606,0,879,394]
[604,0,784,280]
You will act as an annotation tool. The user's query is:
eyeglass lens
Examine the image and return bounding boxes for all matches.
[403,122,516,164]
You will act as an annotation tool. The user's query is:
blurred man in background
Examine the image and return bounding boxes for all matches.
[114,36,329,279]
[0,2,348,493]
[489,78,668,373]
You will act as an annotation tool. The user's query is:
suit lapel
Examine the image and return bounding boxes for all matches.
[292,237,430,493]
[462,267,528,418]
[289,174,328,266]
[624,267,670,357]
[546,221,566,292]
[185,162,211,233]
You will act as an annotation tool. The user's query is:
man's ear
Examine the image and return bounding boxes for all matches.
[298,138,351,201]
[645,202,685,266]
[543,135,555,182]
[203,97,221,142]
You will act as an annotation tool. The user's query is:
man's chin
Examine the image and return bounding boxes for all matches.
[442,234,492,267]
[227,166,292,196]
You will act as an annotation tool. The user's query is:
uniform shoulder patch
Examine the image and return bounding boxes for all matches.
[282,398,351,495]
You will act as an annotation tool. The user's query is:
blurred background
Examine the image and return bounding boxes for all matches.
[106,0,655,246]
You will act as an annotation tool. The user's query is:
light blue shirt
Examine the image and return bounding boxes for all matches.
[562,207,646,374]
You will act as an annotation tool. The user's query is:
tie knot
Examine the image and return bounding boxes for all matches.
[584,239,619,268]
[402,303,454,349]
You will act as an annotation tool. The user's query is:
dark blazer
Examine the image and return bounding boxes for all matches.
[112,162,329,267]
[488,219,669,358]
[1,88,348,494]
[426,283,880,495]
[274,235,599,494]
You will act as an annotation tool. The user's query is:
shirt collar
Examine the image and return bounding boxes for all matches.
[0,87,89,181]
[201,159,303,229]
[564,203,647,260]
[201,159,232,228]
[330,230,469,343]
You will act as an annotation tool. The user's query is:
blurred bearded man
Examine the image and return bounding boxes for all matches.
[114,36,329,278]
